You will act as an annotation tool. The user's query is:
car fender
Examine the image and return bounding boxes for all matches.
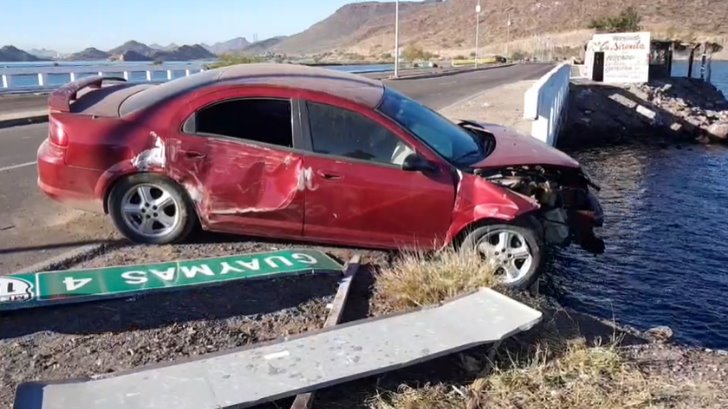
[446,172,541,243]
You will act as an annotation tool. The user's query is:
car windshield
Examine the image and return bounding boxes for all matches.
[378,87,484,166]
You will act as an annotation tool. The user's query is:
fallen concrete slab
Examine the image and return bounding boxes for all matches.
[14,288,541,409]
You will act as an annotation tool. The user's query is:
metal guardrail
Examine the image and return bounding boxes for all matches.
[523,63,571,146]
[0,63,207,93]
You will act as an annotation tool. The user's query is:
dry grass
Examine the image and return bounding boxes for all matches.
[373,249,498,313]
[371,340,671,409]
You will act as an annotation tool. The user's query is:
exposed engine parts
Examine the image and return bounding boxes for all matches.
[475,165,606,255]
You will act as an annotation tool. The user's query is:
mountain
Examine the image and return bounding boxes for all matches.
[206,37,251,55]
[240,36,288,55]
[151,44,216,61]
[274,0,728,57]
[150,43,179,51]
[29,48,59,59]
[0,45,47,62]
[108,40,157,58]
[67,47,110,61]
[272,1,425,55]
[112,50,151,62]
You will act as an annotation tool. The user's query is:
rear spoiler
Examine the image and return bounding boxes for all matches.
[48,76,127,113]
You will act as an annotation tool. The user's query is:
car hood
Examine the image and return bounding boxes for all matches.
[466,121,580,169]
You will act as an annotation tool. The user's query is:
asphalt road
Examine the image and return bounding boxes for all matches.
[0,63,553,273]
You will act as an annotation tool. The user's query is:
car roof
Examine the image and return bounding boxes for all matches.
[119,63,385,116]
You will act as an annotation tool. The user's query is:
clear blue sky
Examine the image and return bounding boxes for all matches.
[0,0,397,52]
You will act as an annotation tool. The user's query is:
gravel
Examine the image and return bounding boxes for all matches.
[0,236,390,409]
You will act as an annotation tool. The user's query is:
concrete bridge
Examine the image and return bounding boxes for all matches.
[0,63,566,273]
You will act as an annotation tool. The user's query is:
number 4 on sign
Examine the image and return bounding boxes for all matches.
[62,277,93,292]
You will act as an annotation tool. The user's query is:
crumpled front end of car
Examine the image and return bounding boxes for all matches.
[474,165,605,255]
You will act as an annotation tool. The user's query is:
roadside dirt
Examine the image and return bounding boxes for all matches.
[2,235,727,408]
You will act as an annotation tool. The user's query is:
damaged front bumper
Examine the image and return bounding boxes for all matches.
[537,189,605,255]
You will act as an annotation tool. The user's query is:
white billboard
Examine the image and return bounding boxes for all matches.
[587,32,651,84]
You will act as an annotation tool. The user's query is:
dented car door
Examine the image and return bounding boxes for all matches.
[167,95,305,239]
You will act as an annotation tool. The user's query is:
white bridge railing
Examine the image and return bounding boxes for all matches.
[523,63,572,146]
[0,63,207,93]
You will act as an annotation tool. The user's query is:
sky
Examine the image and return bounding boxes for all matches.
[0,0,401,53]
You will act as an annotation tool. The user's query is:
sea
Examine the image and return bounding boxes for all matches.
[0,60,395,89]
[557,59,728,349]
[3,59,728,349]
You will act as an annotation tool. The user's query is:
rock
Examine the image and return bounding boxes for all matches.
[707,121,728,140]
[645,326,674,343]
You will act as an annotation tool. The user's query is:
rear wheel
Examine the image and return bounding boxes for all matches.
[461,224,543,290]
[108,174,196,244]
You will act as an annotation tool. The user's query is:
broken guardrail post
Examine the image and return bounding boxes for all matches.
[14,288,542,409]
[290,254,361,409]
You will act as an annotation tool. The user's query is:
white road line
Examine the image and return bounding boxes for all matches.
[0,161,36,172]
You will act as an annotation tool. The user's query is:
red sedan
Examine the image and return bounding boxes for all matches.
[37,64,604,289]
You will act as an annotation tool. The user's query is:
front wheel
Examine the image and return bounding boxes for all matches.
[461,224,543,290]
[108,174,196,244]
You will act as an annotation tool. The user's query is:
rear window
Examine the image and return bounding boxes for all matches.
[190,98,293,148]
[119,70,220,116]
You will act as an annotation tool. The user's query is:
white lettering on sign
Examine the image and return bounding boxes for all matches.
[0,277,33,304]
[122,271,148,285]
[264,256,294,269]
[235,259,260,271]
[180,264,215,279]
[62,277,93,292]
[219,262,245,275]
[150,267,176,281]
[291,253,318,264]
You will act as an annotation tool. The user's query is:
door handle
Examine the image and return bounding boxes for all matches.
[317,170,342,180]
[184,151,207,160]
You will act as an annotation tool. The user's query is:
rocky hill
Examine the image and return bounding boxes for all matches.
[107,41,215,61]
[240,37,288,55]
[271,1,426,55]
[67,47,110,61]
[205,37,251,55]
[151,44,216,61]
[108,40,157,58]
[0,45,47,62]
[268,0,728,57]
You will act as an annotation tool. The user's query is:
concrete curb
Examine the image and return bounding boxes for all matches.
[12,243,109,275]
[0,114,48,129]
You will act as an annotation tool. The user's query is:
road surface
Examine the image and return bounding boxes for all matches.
[0,63,553,273]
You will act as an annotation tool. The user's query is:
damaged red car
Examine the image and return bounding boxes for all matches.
[37,64,604,289]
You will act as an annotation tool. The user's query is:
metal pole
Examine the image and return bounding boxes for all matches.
[394,0,400,78]
[506,12,511,58]
[475,0,481,68]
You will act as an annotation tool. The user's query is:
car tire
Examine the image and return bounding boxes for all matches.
[108,173,196,245]
[460,223,544,291]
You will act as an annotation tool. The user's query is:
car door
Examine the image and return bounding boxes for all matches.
[167,91,306,240]
[300,99,456,250]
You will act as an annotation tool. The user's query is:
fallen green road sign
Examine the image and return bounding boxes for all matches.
[0,249,342,312]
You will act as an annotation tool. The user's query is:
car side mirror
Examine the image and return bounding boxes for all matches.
[402,153,437,173]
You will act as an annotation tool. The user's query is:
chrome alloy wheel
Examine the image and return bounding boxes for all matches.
[120,183,181,238]
[476,229,534,284]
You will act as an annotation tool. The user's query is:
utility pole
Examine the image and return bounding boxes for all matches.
[475,0,481,68]
[394,0,400,78]
[505,11,512,58]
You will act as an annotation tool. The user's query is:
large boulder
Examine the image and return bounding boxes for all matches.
[706,121,728,141]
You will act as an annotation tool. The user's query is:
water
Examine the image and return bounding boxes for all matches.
[550,59,728,349]
[0,61,393,90]
[552,144,728,348]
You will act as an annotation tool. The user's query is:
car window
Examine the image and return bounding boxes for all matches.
[306,102,414,166]
[191,98,293,148]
